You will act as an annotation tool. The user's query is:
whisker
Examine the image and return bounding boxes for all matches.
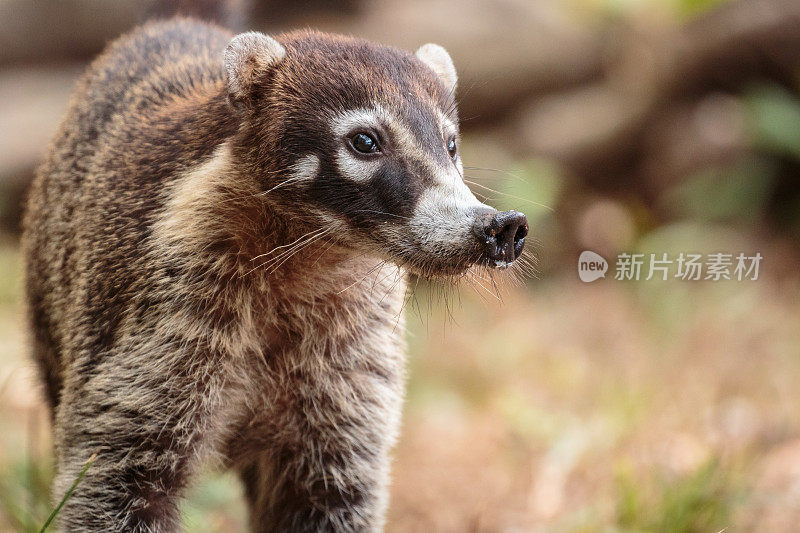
[351,210,411,220]
[462,166,528,183]
[243,227,331,277]
[336,259,388,295]
[462,178,554,212]
[310,237,339,268]
[256,176,309,197]
[250,227,326,262]
[466,271,502,301]
[264,228,334,275]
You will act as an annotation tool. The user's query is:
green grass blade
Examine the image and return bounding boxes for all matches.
[38,453,96,533]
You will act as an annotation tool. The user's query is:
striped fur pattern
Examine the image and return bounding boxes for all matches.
[22,17,495,532]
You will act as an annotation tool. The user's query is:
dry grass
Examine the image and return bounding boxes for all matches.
[1,237,800,532]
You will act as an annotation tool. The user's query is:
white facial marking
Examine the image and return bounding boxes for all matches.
[331,107,391,138]
[334,145,375,184]
[292,153,320,181]
[331,108,390,184]
[384,118,431,169]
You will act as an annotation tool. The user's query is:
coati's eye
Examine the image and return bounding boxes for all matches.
[447,137,458,161]
[350,133,380,154]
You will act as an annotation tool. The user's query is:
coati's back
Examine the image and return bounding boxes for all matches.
[22,18,236,412]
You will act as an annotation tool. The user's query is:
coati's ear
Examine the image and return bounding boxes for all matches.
[224,31,286,107]
[415,43,457,92]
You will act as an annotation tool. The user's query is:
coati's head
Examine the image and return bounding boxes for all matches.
[223,30,528,278]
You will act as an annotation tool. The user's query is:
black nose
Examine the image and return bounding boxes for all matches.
[472,210,528,267]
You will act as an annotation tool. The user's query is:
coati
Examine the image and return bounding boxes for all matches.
[22,15,528,533]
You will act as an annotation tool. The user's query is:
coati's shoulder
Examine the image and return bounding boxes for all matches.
[69,18,233,140]
[47,18,240,200]
[23,17,242,272]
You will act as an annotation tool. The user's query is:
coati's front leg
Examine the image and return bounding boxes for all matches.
[51,335,236,533]
[238,328,407,533]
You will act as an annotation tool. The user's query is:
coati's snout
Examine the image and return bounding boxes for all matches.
[473,210,528,268]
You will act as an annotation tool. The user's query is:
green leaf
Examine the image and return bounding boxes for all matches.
[39,454,96,533]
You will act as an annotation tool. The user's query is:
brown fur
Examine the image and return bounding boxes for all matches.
[20,9,525,529]
[22,18,422,532]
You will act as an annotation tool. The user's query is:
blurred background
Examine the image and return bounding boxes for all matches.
[2,0,800,531]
